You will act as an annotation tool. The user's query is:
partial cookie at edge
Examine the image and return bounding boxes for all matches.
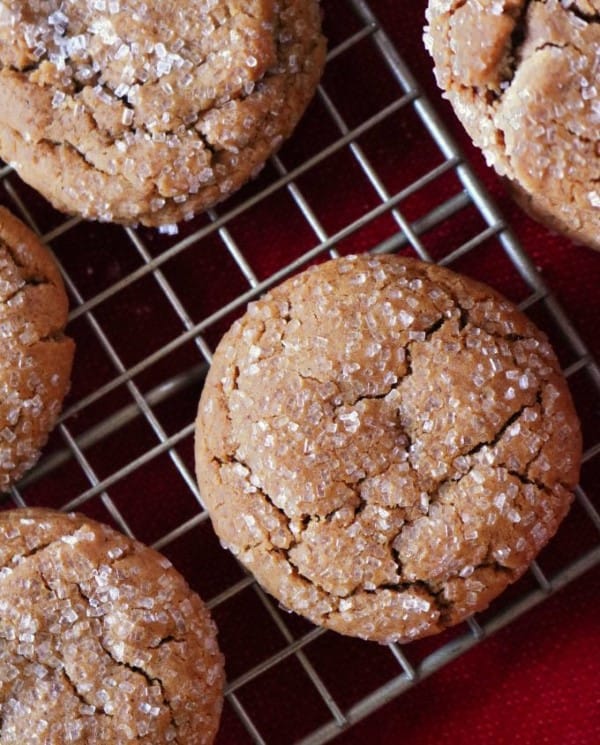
[0,206,74,491]
[0,1,326,227]
[0,507,225,744]
[425,0,600,250]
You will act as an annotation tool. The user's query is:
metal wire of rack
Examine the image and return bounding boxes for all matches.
[0,1,599,743]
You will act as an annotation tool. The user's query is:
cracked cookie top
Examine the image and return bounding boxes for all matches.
[0,507,225,744]
[0,206,73,491]
[0,0,325,227]
[425,0,600,250]
[195,254,582,643]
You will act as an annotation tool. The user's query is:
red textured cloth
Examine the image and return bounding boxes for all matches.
[339,576,600,745]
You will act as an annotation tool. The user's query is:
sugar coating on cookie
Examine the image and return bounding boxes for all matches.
[0,207,74,491]
[0,1,326,227]
[425,0,600,249]
[195,254,582,643]
[0,507,225,744]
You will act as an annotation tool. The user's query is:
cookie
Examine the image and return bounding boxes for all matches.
[0,1,326,228]
[195,254,582,644]
[425,0,600,250]
[0,206,74,491]
[0,507,224,744]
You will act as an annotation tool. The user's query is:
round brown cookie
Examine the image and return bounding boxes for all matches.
[425,0,600,251]
[0,206,74,491]
[0,507,225,744]
[0,1,326,228]
[195,254,582,644]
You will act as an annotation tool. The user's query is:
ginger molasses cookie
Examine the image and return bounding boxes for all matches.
[0,1,326,228]
[0,206,73,491]
[195,254,582,643]
[0,507,224,744]
[425,0,600,250]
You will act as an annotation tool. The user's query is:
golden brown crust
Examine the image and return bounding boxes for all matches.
[195,254,582,643]
[0,1,326,227]
[425,0,600,250]
[0,507,225,744]
[0,207,74,491]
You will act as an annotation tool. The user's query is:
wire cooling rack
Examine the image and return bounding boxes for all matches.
[1,1,599,743]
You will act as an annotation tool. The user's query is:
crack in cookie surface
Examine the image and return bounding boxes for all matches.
[0,0,326,226]
[426,0,600,248]
[0,208,74,492]
[195,254,582,643]
[0,508,224,744]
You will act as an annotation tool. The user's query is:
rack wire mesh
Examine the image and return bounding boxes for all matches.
[0,1,599,743]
